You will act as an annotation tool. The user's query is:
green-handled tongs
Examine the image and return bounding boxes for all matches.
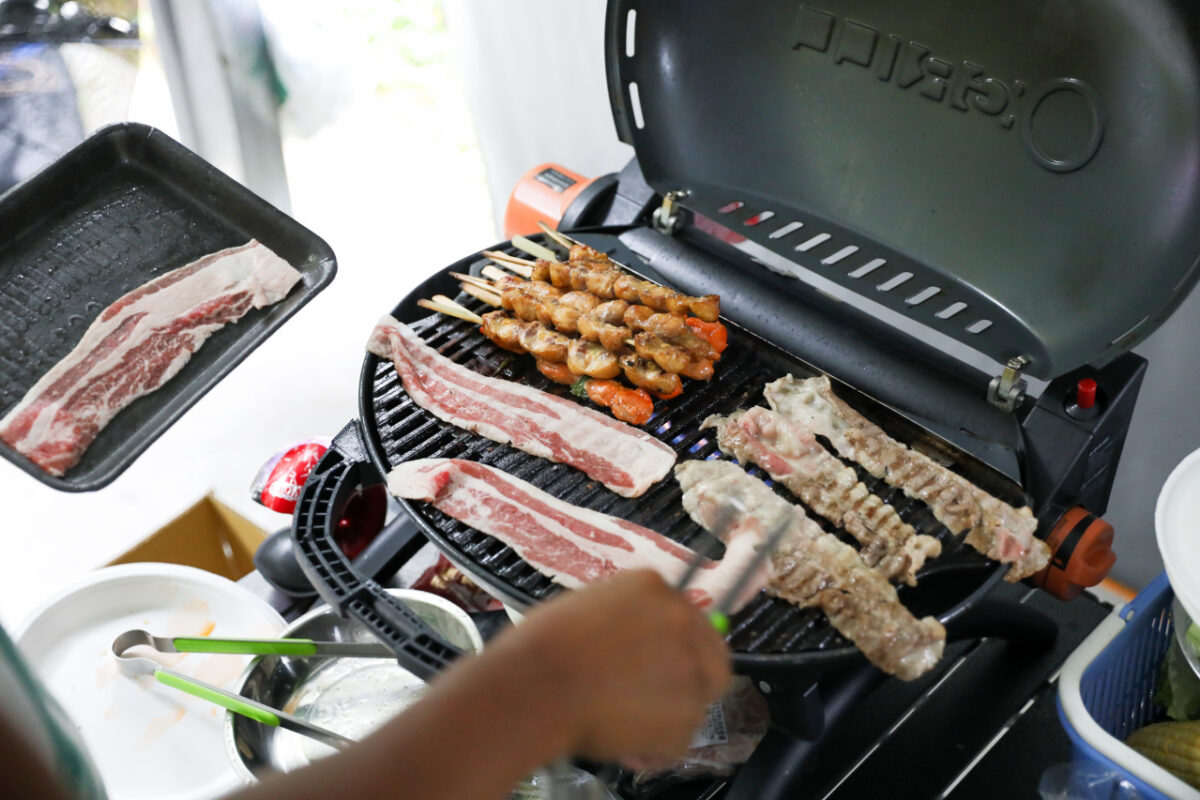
[113,628,396,659]
[110,629,392,749]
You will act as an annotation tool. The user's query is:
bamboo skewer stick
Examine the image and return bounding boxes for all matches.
[510,234,559,263]
[480,265,515,283]
[481,249,536,266]
[537,221,574,250]
[460,282,503,307]
[456,276,639,348]
[418,296,483,324]
[449,271,497,292]
[481,251,535,279]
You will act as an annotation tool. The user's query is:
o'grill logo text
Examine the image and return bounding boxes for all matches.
[792,6,1105,173]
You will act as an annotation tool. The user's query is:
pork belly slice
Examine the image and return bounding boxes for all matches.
[704,407,940,585]
[367,316,675,498]
[764,375,1049,582]
[675,460,946,681]
[0,240,301,476]
[387,458,767,611]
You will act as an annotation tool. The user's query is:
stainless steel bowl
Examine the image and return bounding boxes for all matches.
[224,589,483,783]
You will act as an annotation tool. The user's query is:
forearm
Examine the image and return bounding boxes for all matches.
[231,645,570,800]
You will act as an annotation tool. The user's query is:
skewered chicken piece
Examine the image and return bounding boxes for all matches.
[494,246,721,322]
[480,311,620,379]
[465,273,716,378]
[421,294,682,414]
[622,306,720,362]
[479,308,682,395]
[577,299,633,352]
[539,291,600,334]
[619,351,683,398]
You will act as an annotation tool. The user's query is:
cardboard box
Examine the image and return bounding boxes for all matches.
[107,494,267,580]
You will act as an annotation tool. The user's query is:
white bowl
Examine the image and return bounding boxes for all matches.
[14,563,285,800]
[1155,447,1200,675]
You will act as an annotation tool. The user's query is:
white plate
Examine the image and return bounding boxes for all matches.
[14,563,285,800]
[1156,448,1200,632]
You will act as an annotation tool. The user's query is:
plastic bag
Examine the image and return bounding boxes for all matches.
[634,677,770,783]
[1038,763,1142,799]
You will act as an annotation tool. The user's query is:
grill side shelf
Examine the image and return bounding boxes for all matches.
[292,420,462,682]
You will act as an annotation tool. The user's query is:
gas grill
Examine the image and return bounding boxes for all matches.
[289,0,1200,795]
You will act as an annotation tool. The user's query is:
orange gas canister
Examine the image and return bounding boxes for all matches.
[1032,506,1116,601]
[504,163,595,239]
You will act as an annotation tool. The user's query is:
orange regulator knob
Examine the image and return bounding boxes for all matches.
[504,163,595,239]
[1031,506,1116,601]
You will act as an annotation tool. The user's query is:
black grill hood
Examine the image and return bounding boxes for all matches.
[606,0,1200,381]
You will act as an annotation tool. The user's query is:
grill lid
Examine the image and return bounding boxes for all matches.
[606,0,1200,380]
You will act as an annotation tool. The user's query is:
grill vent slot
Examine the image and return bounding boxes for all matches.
[967,319,993,334]
[625,9,637,57]
[936,301,967,319]
[744,210,775,226]
[906,286,941,306]
[821,245,859,265]
[877,272,913,292]
[719,200,745,214]
[796,233,832,252]
[849,258,887,278]
[769,221,803,239]
[628,82,645,129]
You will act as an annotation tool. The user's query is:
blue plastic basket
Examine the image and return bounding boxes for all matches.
[1057,572,1200,799]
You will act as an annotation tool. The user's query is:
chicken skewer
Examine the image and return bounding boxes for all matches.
[454,271,720,379]
[491,244,722,322]
[468,295,685,398]
[415,296,657,425]
[421,289,682,399]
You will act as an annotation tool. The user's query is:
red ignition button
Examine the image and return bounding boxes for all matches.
[1076,378,1097,410]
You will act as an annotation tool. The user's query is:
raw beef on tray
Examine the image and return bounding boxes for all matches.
[0,240,301,476]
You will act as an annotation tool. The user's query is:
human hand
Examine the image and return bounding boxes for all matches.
[486,569,732,764]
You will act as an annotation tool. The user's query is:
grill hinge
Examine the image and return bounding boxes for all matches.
[987,356,1030,412]
[651,190,688,234]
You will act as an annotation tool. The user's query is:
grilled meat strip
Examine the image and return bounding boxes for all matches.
[675,460,946,680]
[388,458,766,611]
[704,408,941,585]
[368,318,675,496]
[764,375,1049,581]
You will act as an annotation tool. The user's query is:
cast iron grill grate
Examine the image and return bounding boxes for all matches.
[361,247,1005,657]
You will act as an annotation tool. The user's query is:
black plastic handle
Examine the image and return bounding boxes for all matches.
[291,420,463,681]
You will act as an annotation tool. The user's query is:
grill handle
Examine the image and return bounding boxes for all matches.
[291,420,464,681]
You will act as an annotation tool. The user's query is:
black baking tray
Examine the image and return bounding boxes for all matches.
[0,123,336,491]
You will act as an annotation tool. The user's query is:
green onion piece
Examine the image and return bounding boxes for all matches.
[570,376,590,398]
[1188,622,1200,653]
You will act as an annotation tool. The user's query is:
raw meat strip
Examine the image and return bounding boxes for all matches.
[676,460,946,681]
[763,375,1049,581]
[367,316,675,498]
[705,407,940,585]
[387,458,767,611]
[0,240,301,476]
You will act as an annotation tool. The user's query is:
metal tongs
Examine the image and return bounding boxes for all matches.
[111,629,393,750]
[548,494,793,800]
